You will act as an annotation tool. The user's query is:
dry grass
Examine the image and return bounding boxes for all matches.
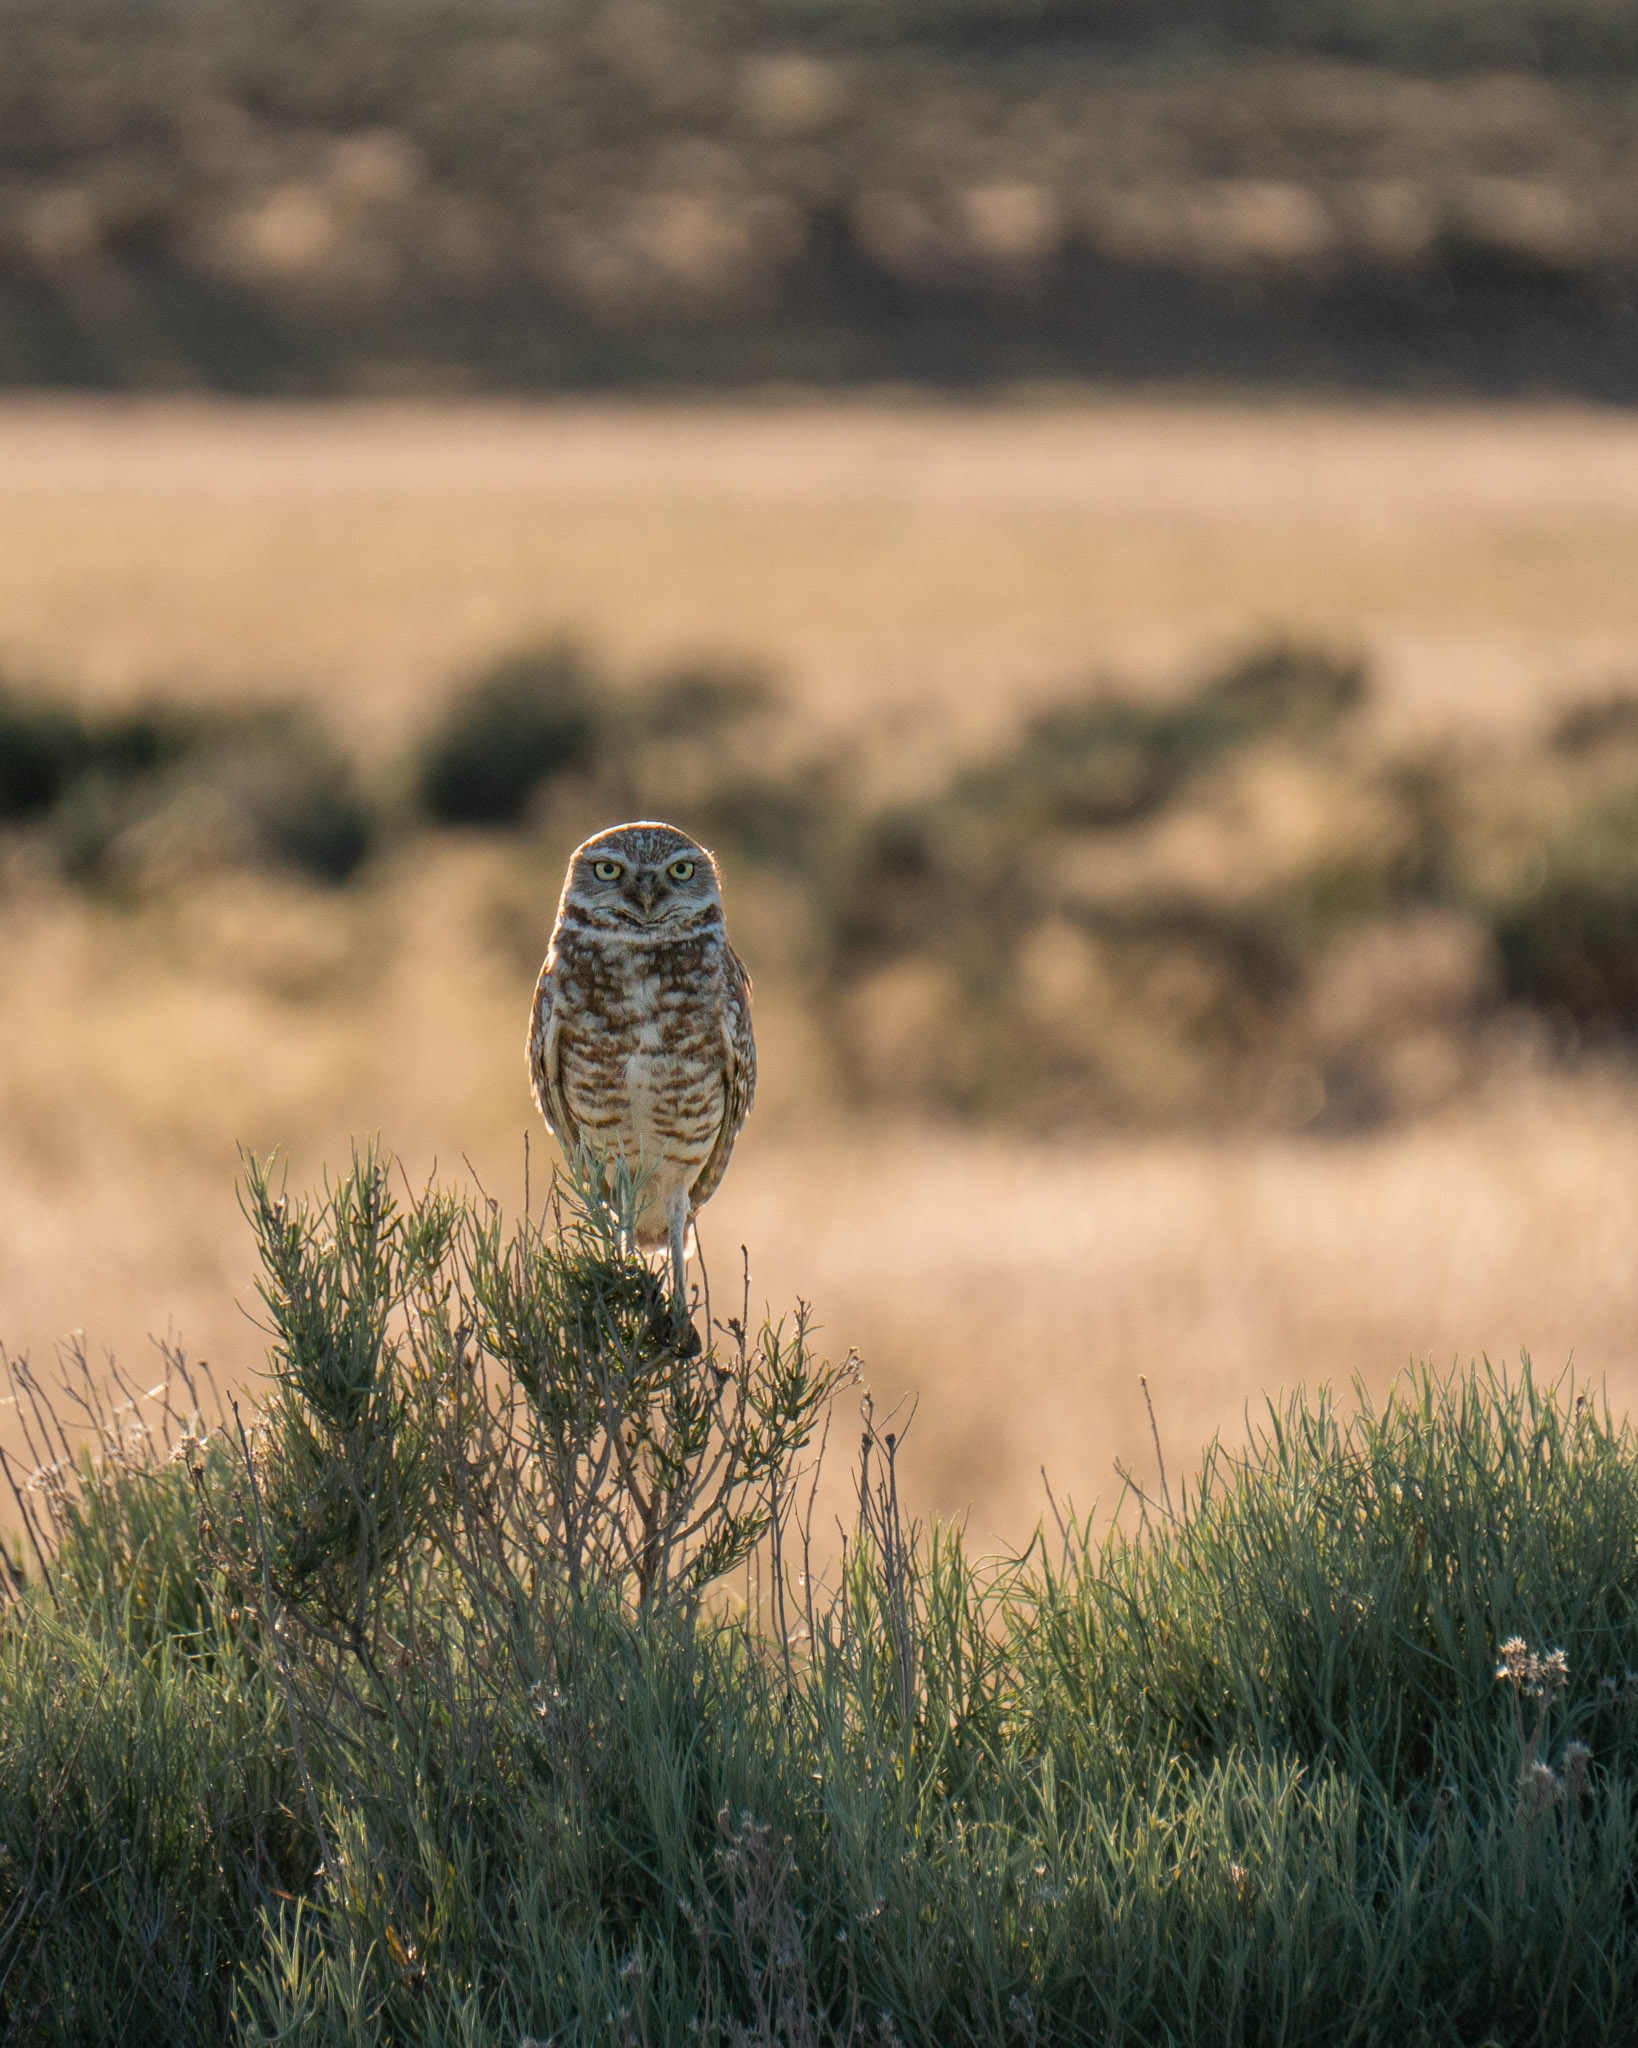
[4,847,1636,1546]
[5,396,1638,1544]
[4,398,1638,760]
[716,1071,1638,1540]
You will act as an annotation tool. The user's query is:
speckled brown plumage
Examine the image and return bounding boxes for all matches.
[527,820,755,1298]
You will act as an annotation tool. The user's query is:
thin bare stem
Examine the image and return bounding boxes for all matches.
[1140,1375,1174,1520]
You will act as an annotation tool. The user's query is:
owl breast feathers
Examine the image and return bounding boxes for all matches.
[527,821,755,1261]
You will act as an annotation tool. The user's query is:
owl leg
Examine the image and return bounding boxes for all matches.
[666,1191,690,1315]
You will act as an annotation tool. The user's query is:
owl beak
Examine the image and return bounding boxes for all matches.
[631,873,661,916]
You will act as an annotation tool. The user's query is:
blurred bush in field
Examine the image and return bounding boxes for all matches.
[0,689,196,822]
[813,652,1638,1128]
[0,680,373,887]
[822,644,1457,1126]
[3,0,1638,393]
[1461,692,1638,1030]
[416,645,602,827]
[10,639,1638,1125]
[417,639,826,864]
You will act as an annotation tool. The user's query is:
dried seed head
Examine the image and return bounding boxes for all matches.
[169,1430,207,1474]
[1496,1637,1531,1684]
[1495,1638,1569,1697]
[1517,1760,1564,1822]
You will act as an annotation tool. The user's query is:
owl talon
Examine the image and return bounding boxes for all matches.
[639,1287,702,1359]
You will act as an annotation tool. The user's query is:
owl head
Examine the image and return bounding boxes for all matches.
[562,820,724,932]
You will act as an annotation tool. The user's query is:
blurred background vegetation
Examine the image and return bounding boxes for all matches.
[9,632,1638,1133]
[4,0,1638,394]
[5,3,1638,1538]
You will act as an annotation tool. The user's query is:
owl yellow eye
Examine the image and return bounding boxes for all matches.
[667,859,695,881]
[593,858,623,881]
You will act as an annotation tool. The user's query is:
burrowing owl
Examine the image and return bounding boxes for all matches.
[527,821,756,1305]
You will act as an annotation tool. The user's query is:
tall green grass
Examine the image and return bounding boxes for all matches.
[3,1151,1637,2045]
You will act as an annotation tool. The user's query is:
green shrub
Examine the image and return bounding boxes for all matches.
[0,680,374,888]
[635,663,781,744]
[416,646,600,827]
[227,713,375,884]
[0,684,215,826]
[624,660,834,872]
[955,642,1367,833]
[413,643,830,876]
[4,1152,1638,2043]
[1454,708,1638,1032]
[50,707,375,888]
[1491,854,1638,1026]
[819,642,1398,1122]
[0,683,90,819]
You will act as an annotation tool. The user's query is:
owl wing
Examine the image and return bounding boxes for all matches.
[689,942,757,1212]
[527,960,582,1156]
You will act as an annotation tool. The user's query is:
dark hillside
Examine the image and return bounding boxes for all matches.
[3,0,1636,393]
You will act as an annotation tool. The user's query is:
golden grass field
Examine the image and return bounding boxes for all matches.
[4,395,1638,1543]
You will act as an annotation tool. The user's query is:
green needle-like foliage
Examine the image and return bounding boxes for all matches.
[238,1148,460,1635]
[3,1156,1638,2045]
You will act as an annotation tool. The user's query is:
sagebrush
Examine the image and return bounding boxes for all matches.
[2,1150,1638,2044]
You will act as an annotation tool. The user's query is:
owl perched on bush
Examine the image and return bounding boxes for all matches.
[527,821,756,1305]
